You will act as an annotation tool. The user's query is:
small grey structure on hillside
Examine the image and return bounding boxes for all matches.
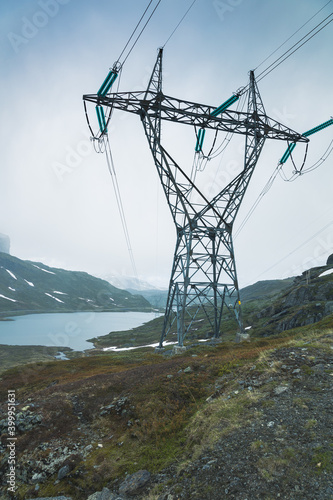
[327,253,333,266]
[0,233,10,254]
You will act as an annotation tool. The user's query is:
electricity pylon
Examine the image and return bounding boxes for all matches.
[83,48,308,347]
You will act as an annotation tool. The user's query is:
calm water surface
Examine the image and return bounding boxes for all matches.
[0,311,160,351]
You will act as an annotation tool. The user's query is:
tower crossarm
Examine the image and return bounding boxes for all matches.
[83,91,308,144]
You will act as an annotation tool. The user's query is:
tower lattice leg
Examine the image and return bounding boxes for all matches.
[139,52,267,347]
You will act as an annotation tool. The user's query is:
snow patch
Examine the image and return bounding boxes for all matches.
[5,269,17,280]
[319,268,333,278]
[0,294,17,302]
[24,279,34,287]
[55,351,70,360]
[45,292,64,304]
[103,340,177,352]
[8,287,16,292]
[33,264,56,275]
[53,290,67,295]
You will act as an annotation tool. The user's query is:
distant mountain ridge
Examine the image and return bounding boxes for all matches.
[101,274,168,309]
[102,275,300,310]
[0,253,151,317]
[100,273,166,292]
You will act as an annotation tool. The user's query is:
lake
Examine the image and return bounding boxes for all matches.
[0,311,160,351]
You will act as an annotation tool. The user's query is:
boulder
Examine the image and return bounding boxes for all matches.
[87,488,122,500]
[26,497,72,500]
[118,470,151,495]
[57,464,71,480]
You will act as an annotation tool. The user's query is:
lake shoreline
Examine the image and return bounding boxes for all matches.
[0,306,156,321]
[0,310,160,352]
[0,343,89,374]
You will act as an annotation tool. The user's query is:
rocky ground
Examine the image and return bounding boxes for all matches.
[0,332,332,500]
[153,342,333,500]
[95,339,333,500]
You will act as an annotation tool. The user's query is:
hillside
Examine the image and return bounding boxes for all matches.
[247,265,333,337]
[239,277,294,302]
[0,253,151,317]
[0,323,332,499]
[126,278,294,310]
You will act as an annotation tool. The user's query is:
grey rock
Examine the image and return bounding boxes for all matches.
[158,494,174,500]
[236,332,250,342]
[15,411,42,432]
[119,469,151,495]
[31,472,47,483]
[324,301,333,315]
[26,497,72,500]
[87,487,120,500]
[86,494,100,500]
[313,363,325,372]
[274,385,289,395]
[184,366,192,373]
[101,397,129,416]
[57,464,71,480]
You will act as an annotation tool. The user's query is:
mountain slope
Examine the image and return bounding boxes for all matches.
[0,253,151,316]
[246,265,333,336]
[240,277,294,302]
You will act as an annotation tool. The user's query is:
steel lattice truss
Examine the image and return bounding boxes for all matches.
[83,49,308,347]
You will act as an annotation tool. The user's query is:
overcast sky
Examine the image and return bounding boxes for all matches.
[1,0,332,289]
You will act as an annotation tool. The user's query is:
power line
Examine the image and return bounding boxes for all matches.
[234,164,282,239]
[103,135,138,278]
[254,0,333,71]
[239,10,333,95]
[117,0,155,63]
[235,133,333,238]
[163,0,198,47]
[256,14,333,83]
[122,0,163,66]
[251,220,333,282]
[300,138,333,174]
[86,2,164,278]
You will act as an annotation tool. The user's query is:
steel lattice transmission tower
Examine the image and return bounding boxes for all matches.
[83,48,308,347]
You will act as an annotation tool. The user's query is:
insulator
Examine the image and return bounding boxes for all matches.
[97,70,118,97]
[303,118,333,137]
[96,105,107,134]
[195,128,206,152]
[280,142,296,164]
[211,94,239,117]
